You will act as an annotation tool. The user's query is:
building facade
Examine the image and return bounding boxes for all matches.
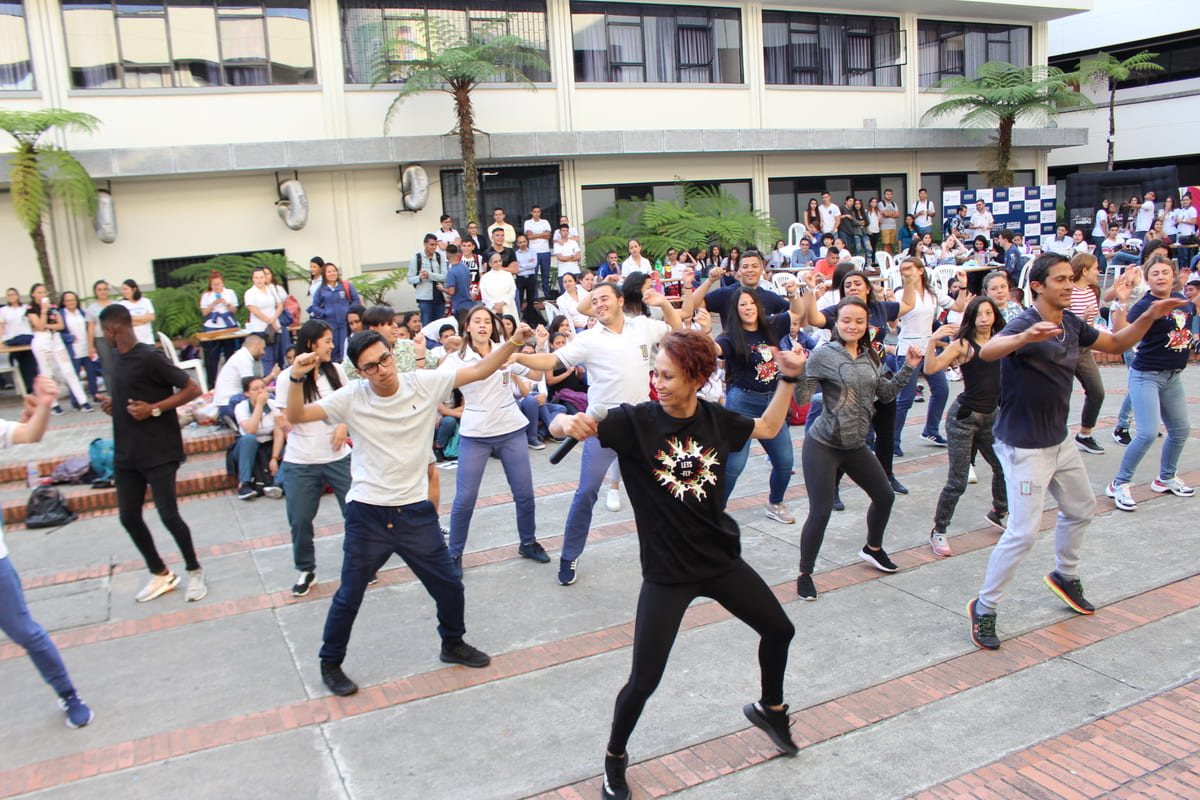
[1,0,1089,293]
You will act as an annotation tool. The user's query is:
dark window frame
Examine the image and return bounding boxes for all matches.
[1049,29,1200,89]
[0,0,35,90]
[917,20,1030,88]
[762,10,902,88]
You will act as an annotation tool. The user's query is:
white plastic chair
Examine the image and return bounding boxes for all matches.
[771,272,798,295]
[1017,258,1034,294]
[874,251,894,274]
[157,331,208,394]
[932,264,958,293]
[541,300,560,324]
[850,256,867,271]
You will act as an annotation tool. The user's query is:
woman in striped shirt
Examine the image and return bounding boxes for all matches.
[1069,253,1105,455]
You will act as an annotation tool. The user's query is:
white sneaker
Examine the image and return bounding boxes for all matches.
[1106,481,1137,512]
[967,465,978,484]
[1151,477,1195,497]
[262,485,284,499]
[606,488,621,512]
[136,571,179,602]
[765,502,795,524]
[185,569,207,602]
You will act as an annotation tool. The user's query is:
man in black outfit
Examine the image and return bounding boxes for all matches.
[482,226,516,270]
[99,304,205,604]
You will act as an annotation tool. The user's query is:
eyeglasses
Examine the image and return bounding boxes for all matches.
[356,350,394,376]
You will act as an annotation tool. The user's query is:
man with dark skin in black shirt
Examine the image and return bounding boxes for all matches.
[99,304,204,604]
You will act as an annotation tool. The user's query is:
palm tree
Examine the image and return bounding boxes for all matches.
[922,62,1091,187]
[1070,51,1163,171]
[0,108,101,298]
[372,14,549,225]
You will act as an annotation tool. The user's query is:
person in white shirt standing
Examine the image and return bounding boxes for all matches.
[1173,192,1198,270]
[1133,191,1157,239]
[968,200,994,243]
[243,266,287,374]
[552,221,583,291]
[817,192,841,237]
[434,214,461,252]
[118,279,155,346]
[911,188,936,236]
[523,205,554,300]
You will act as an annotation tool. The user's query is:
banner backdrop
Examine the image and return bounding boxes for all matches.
[942,186,1058,248]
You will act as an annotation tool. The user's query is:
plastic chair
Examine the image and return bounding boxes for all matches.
[850,256,866,270]
[874,251,894,274]
[1017,258,1034,294]
[771,272,799,295]
[157,331,208,394]
[933,264,958,293]
[540,300,560,324]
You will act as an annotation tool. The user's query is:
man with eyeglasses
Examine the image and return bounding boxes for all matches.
[286,321,534,697]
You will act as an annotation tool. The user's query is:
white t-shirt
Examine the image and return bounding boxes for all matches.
[435,228,460,248]
[235,398,280,443]
[61,307,88,343]
[896,290,953,350]
[275,365,352,465]
[1175,205,1198,237]
[1,305,31,340]
[621,255,652,277]
[214,346,258,406]
[557,290,590,329]
[818,203,841,233]
[243,286,280,333]
[121,298,155,345]
[1092,208,1109,239]
[969,211,994,239]
[438,348,528,438]
[552,315,670,408]
[201,289,239,329]
[317,369,456,506]
[1135,200,1155,232]
[1047,236,1074,256]
[912,200,935,228]
[523,218,552,253]
[553,239,583,275]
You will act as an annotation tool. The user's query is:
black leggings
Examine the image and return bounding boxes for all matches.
[799,438,895,575]
[115,461,200,574]
[606,560,794,755]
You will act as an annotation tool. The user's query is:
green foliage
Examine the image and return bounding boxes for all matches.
[148,252,302,340]
[585,183,780,267]
[348,268,410,307]
[1069,51,1163,171]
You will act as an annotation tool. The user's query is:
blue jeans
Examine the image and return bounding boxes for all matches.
[893,354,948,444]
[536,251,553,298]
[562,436,619,562]
[448,428,537,558]
[1117,349,1135,429]
[234,434,269,484]
[0,556,76,698]
[417,300,441,328]
[1114,368,1191,485]
[724,386,793,505]
[435,416,459,450]
[320,499,465,663]
[284,456,351,572]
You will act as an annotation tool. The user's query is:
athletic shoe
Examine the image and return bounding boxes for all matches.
[528,441,546,450]
[796,574,816,601]
[967,465,978,484]
[967,599,1000,650]
[321,661,358,696]
[859,546,898,573]
[262,485,283,499]
[889,475,909,495]
[1044,571,1095,614]
[450,556,462,578]
[1112,428,1132,446]
[920,433,948,446]
[440,640,491,668]
[558,558,579,586]
[832,491,845,512]
[135,571,179,603]
[765,502,795,524]
[292,571,316,597]
[914,386,926,403]
[893,444,904,457]
[518,541,551,563]
[51,405,65,416]
[743,702,799,755]
[602,752,631,800]
[237,482,257,500]
[929,531,952,557]
[440,526,450,538]
[984,509,1007,531]
[946,366,962,382]
[79,403,95,413]
[185,569,207,602]
[1075,434,1104,454]
[367,574,379,585]
[1106,481,1137,512]
[605,488,621,512]
[1151,477,1195,497]
[58,692,93,729]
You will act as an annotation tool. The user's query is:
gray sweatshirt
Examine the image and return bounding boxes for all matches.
[794,341,913,450]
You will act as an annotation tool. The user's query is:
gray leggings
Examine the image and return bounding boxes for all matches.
[932,398,1007,533]
[1074,347,1105,430]
[799,438,894,575]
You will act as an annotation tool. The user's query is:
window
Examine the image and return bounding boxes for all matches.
[918,21,1029,87]
[342,0,549,85]
[572,3,742,84]
[439,164,560,233]
[1050,30,1200,89]
[1,0,34,89]
[61,0,315,89]
[763,11,901,87]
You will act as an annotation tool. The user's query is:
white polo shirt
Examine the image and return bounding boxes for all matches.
[818,203,841,233]
[275,365,352,465]
[213,346,258,406]
[553,314,670,408]
[317,369,455,506]
[438,347,528,438]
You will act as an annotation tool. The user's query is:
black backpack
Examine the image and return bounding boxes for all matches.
[25,486,78,529]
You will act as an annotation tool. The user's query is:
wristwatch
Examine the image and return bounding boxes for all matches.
[150,406,162,418]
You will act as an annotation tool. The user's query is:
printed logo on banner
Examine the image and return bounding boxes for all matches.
[994,201,1010,215]
[1010,187,1026,201]
[1041,210,1058,224]
[943,185,1059,248]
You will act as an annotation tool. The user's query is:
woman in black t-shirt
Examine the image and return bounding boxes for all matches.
[924,297,1008,557]
[717,286,797,523]
[552,329,807,800]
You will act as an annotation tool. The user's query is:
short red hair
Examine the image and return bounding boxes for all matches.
[658,329,717,387]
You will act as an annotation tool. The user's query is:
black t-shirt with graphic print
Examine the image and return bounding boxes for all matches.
[598,400,755,584]
[716,312,792,393]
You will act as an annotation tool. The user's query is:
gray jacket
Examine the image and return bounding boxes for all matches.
[795,341,912,450]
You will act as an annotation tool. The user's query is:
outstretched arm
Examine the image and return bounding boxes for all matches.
[453,322,534,387]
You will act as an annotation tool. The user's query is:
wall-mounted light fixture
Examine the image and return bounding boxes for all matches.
[396,164,429,213]
[94,180,116,243]
[275,171,308,230]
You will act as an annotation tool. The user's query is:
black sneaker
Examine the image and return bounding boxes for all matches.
[920,433,948,446]
[58,692,93,728]
[889,475,909,495]
[743,701,799,755]
[1074,434,1104,455]
[1112,428,1132,447]
[967,599,1000,650]
[237,482,257,500]
[1044,571,1095,614]
[440,526,450,538]
[558,557,579,586]
[796,574,816,601]
[440,640,491,668]
[518,541,551,563]
[859,546,898,573]
[984,509,1007,531]
[292,570,316,597]
[602,752,631,800]
[321,661,358,696]
[832,490,845,512]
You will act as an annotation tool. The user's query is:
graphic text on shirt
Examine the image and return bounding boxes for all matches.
[653,437,720,501]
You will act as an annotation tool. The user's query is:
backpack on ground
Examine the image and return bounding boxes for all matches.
[50,455,97,485]
[88,438,114,481]
[25,486,78,529]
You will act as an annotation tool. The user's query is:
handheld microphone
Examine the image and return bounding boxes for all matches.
[549,404,609,465]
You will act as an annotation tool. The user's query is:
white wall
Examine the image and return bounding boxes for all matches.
[1049,0,1192,55]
